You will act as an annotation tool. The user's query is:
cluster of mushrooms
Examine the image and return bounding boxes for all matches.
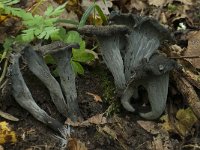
[10,13,178,134]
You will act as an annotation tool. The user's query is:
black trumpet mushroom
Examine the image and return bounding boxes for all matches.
[51,44,81,121]
[79,13,177,120]
[79,25,130,90]
[10,42,81,134]
[23,46,68,117]
[10,53,64,132]
[110,12,176,119]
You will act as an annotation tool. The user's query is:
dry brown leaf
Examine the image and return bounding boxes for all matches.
[170,44,185,56]
[152,135,164,150]
[126,0,147,11]
[0,145,4,150]
[86,92,102,102]
[148,0,166,7]
[67,138,88,150]
[160,12,168,24]
[137,120,160,135]
[65,113,108,127]
[0,121,17,144]
[99,125,117,140]
[0,110,19,122]
[87,113,107,124]
[184,31,200,69]
[176,0,194,5]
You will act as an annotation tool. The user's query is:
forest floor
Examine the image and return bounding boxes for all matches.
[0,0,200,150]
[1,65,157,150]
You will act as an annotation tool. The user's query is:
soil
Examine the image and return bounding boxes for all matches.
[1,64,154,150]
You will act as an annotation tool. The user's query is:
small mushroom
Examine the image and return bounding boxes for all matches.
[122,54,177,119]
[110,13,175,119]
[23,46,68,117]
[79,25,130,90]
[51,44,81,121]
[10,53,64,132]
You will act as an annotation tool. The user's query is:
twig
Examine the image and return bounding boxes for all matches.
[170,56,200,59]
[0,58,9,86]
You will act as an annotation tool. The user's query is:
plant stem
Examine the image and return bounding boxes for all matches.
[0,58,8,86]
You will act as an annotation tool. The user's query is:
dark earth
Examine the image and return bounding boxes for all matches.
[1,63,158,150]
[1,1,200,150]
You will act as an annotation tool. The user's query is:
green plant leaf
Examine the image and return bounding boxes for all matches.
[71,61,84,75]
[23,15,43,26]
[21,29,35,42]
[64,31,82,44]
[78,3,96,28]
[44,5,54,16]
[72,50,95,63]
[1,38,13,61]
[1,0,19,6]
[50,2,66,17]
[50,27,66,41]
[44,54,56,64]
[95,4,107,24]
[56,19,79,26]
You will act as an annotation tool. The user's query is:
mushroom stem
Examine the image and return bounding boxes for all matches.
[78,25,130,90]
[23,46,68,117]
[98,36,126,90]
[109,13,174,119]
[140,74,169,119]
[52,45,81,121]
[10,53,64,131]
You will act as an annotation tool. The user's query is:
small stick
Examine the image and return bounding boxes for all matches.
[170,56,200,59]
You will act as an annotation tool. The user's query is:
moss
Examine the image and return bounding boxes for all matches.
[92,65,121,115]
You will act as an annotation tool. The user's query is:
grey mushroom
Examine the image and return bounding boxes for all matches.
[79,25,130,90]
[51,44,81,121]
[10,53,65,132]
[23,46,68,117]
[110,13,175,119]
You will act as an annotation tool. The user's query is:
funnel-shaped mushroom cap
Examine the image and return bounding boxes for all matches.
[79,25,130,90]
[109,13,175,120]
[51,43,81,121]
[10,53,64,131]
[109,13,173,79]
[23,46,69,117]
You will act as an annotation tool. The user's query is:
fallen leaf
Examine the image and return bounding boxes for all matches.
[160,115,174,132]
[148,0,169,7]
[152,135,164,150]
[137,120,160,135]
[0,110,19,121]
[0,145,4,150]
[0,121,17,144]
[126,0,147,11]
[87,113,107,124]
[161,108,198,136]
[160,12,168,24]
[98,125,117,140]
[86,92,102,102]
[67,138,88,150]
[176,0,194,5]
[184,31,200,69]
[176,108,198,129]
[65,113,108,127]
